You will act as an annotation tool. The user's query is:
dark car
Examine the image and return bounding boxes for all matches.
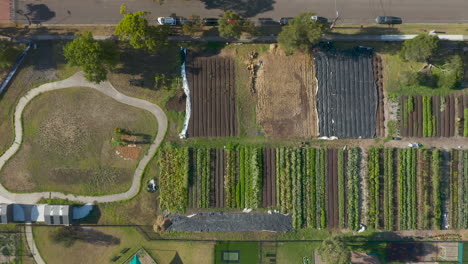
[375,16,402,24]
[203,18,219,26]
[311,16,328,24]
[279,17,294,25]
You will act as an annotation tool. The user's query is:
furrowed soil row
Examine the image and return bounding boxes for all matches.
[327,149,339,228]
[187,54,237,137]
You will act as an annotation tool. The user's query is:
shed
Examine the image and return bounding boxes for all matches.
[44,205,73,226]
[0,204,13,224]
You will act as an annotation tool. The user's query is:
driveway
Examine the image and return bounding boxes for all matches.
[10,0,468,24]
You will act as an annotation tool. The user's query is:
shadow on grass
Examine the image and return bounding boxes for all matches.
[199,0,275,17]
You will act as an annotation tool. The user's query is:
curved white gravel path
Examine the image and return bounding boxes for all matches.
[0,71,168,204]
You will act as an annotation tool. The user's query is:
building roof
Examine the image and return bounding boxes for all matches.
[44,205,72,226]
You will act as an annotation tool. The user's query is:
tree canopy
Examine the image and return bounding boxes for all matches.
[218,11,254,39]
[400,34,439,62]
[277,12,327,53]
[63,31,119,83]
[115,11,168,52]
[317,236,351,264]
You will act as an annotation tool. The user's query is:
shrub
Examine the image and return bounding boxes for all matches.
[400,71,419,86]
[400,34,439,62]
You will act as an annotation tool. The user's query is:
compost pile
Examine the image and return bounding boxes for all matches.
[314,48,378,138]
[168,212,293,232]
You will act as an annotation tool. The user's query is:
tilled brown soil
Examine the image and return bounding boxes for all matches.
[262,148,277,208]
[256,46,318,138]
[186,54,237,137]
[327,149,339,228]
[373,56,385,138]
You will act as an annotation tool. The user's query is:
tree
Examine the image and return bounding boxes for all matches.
[218,11,254,39]
[63,31,119,83]
[277,12,327,53]
[115,11,168,52]
[400,34,439,62]
[438,55,464,89]
[317,236,351,264]
[182,15,204,37]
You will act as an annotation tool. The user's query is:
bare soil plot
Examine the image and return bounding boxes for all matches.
[315,49,379,138]
[262,148,277,208]
[256,47,318,138]
[326,149,339,228]
[186,53,237,137]
[0,87,157,195]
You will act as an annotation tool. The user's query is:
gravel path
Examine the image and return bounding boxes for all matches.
[0,71,168,204]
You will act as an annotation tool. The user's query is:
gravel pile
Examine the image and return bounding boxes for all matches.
[168,212,293,232]
[314,48,378,139]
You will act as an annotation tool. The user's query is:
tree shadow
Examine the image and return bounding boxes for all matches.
[199,0,276,17]
[170,252,184,264]
[129,133,153,144]
[75,227,120,246]
[18,4,56,25]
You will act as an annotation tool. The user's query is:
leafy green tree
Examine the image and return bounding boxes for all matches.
[400,34,439,62]
[63,31,119,83]
[218,11,254,38]
[317,236,351,264]
[115,11,168,52]
[438,55,464,89]
[277,12,327,53]
[182,15,204,36]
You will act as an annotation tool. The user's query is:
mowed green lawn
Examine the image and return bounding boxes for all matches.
[215,242,259,264]
[33,226,215,264]
[0,87,157,195]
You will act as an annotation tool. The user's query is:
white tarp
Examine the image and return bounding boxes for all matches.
[179,48,192,139]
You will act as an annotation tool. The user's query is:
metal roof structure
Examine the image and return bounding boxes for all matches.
[44,205,72,226]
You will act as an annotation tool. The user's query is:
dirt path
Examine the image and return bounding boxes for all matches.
[0,71,168,204]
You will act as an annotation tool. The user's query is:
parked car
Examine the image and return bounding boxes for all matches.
[279,17,294,25]
[175,17,191,25]
[203,18,219,26]
[375,16,402,24]
[311,16,328,24]
[157,17,176,25]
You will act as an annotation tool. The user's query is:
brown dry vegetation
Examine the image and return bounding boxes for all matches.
[256,45,317,138]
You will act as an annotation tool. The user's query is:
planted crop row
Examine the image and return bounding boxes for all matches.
[456,150,468,229]
[404,96,414,127]
[338,149,345,229]
[367,147,381,229]
[398,148,417,229]
[464,109,468,137]
[347,148,360,231]
[158,146,189,213]
[432,149,442,229]
[422,96,435,137]
[235,147,263,209]
[383,148,394,231]
[195,148,211,208]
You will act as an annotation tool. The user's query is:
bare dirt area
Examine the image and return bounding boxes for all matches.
[256,45,317,139]
[0,87,157,195]
[186,53,237,137]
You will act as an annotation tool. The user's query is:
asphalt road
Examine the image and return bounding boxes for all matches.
[10,0,468,25]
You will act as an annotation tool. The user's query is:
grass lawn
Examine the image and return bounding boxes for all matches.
[276,242,320,264]
[215,242,259,264]
[33,226,215,264]
[0,87,157,195]
[0,41,79,156]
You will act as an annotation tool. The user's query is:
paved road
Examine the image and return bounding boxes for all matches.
[9,0,468,25]
[0,71,168,204]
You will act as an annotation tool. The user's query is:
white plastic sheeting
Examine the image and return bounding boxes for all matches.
[179,48,192,139]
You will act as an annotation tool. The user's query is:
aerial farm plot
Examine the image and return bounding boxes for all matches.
[256,47,318,138]
[400,94,468,137]
[186,53,237,137]
[314,49,380,138]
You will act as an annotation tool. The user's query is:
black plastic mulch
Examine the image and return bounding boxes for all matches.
[314,48,378,138]
[168,212,293,232]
